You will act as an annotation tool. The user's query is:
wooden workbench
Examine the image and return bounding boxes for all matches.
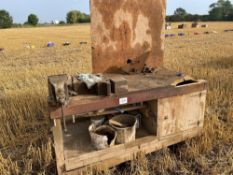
[49,69,206,119]
[49,69,207,175]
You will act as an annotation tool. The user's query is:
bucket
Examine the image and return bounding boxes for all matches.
[91,116,105,127]
[109,114,137,144]
[89,124,117,150]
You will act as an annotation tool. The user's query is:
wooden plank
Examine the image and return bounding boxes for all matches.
[91,0,166,73]
[50,80,207,119]
[63,124,152,164]
[157,91,207,138]
[64,128,201,174]
[65,136,156,171]
[141,100,157,134]
[53,119,65,175]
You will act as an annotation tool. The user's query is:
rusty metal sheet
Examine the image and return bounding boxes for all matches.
[91,0,166,73]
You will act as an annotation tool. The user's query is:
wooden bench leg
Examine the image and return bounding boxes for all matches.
[53,119,65,175]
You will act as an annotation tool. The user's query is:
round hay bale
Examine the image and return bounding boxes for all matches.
[80,41,87,45]
[170,34,176,37]
[165,23,172,30]
[63,41,71,46]
[178,33,185,36]
[201,24,208,28]
[192,22,200,28]
[178,24,187,29]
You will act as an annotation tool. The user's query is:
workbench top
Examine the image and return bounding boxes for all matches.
[49,69,207,119]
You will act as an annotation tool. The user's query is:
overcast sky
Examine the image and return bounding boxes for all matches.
[1,0,232,23]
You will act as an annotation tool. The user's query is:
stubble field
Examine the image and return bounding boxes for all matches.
[0,22,233,174]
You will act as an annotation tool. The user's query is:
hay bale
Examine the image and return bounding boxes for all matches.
[165,23,172,30]
[165,34,176,38]
[178,33,185,36]
[178,24,187,29]
[80,41,87,45]
[224,29,233,32]
[63,41,71,46]
[25,44,35,49]
[165,25,172,30]
[201,24,208,28]
[192,22,200,28]
[204,31,210,34]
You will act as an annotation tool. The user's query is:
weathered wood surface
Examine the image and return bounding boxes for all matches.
[63,128,202,174]
[49,70,207,119]
[53,119,65,175]
[50,81,207,119]
[63,122,151,164]
[157,91,207,137]
[91,0,166,73]
[141,100,158,134]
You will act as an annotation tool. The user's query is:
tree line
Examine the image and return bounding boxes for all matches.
[1,0,233,29]
[167,0,233,22]
[0,10,90,29]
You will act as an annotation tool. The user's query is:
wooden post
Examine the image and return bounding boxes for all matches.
[53,119,65,175]
[91,0,166,73]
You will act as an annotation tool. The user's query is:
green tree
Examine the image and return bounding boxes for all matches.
[173,8,188,21]
[78,13,90,23]
[66,10,90,24]
[209,0,233,20]
[66,11,79,24]
[27,14,39,26]
[0,10,13,29]
[228,11,233,20]
[59,21,66,25]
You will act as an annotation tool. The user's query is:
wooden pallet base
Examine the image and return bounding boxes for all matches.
[63,128,202,175]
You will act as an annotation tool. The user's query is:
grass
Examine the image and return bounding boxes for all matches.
[0,22,233,174]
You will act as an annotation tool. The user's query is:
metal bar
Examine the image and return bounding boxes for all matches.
[66,105,145,119]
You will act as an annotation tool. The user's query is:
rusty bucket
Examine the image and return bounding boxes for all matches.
[89,124,117,150]
[91,116,105,127]
[109,114,137,144]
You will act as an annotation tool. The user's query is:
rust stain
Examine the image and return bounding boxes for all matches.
[91,0,166,73]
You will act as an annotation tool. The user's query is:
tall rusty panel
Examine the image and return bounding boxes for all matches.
[91,0,166,73]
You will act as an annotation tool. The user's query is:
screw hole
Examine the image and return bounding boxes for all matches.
[127,59,133,64]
